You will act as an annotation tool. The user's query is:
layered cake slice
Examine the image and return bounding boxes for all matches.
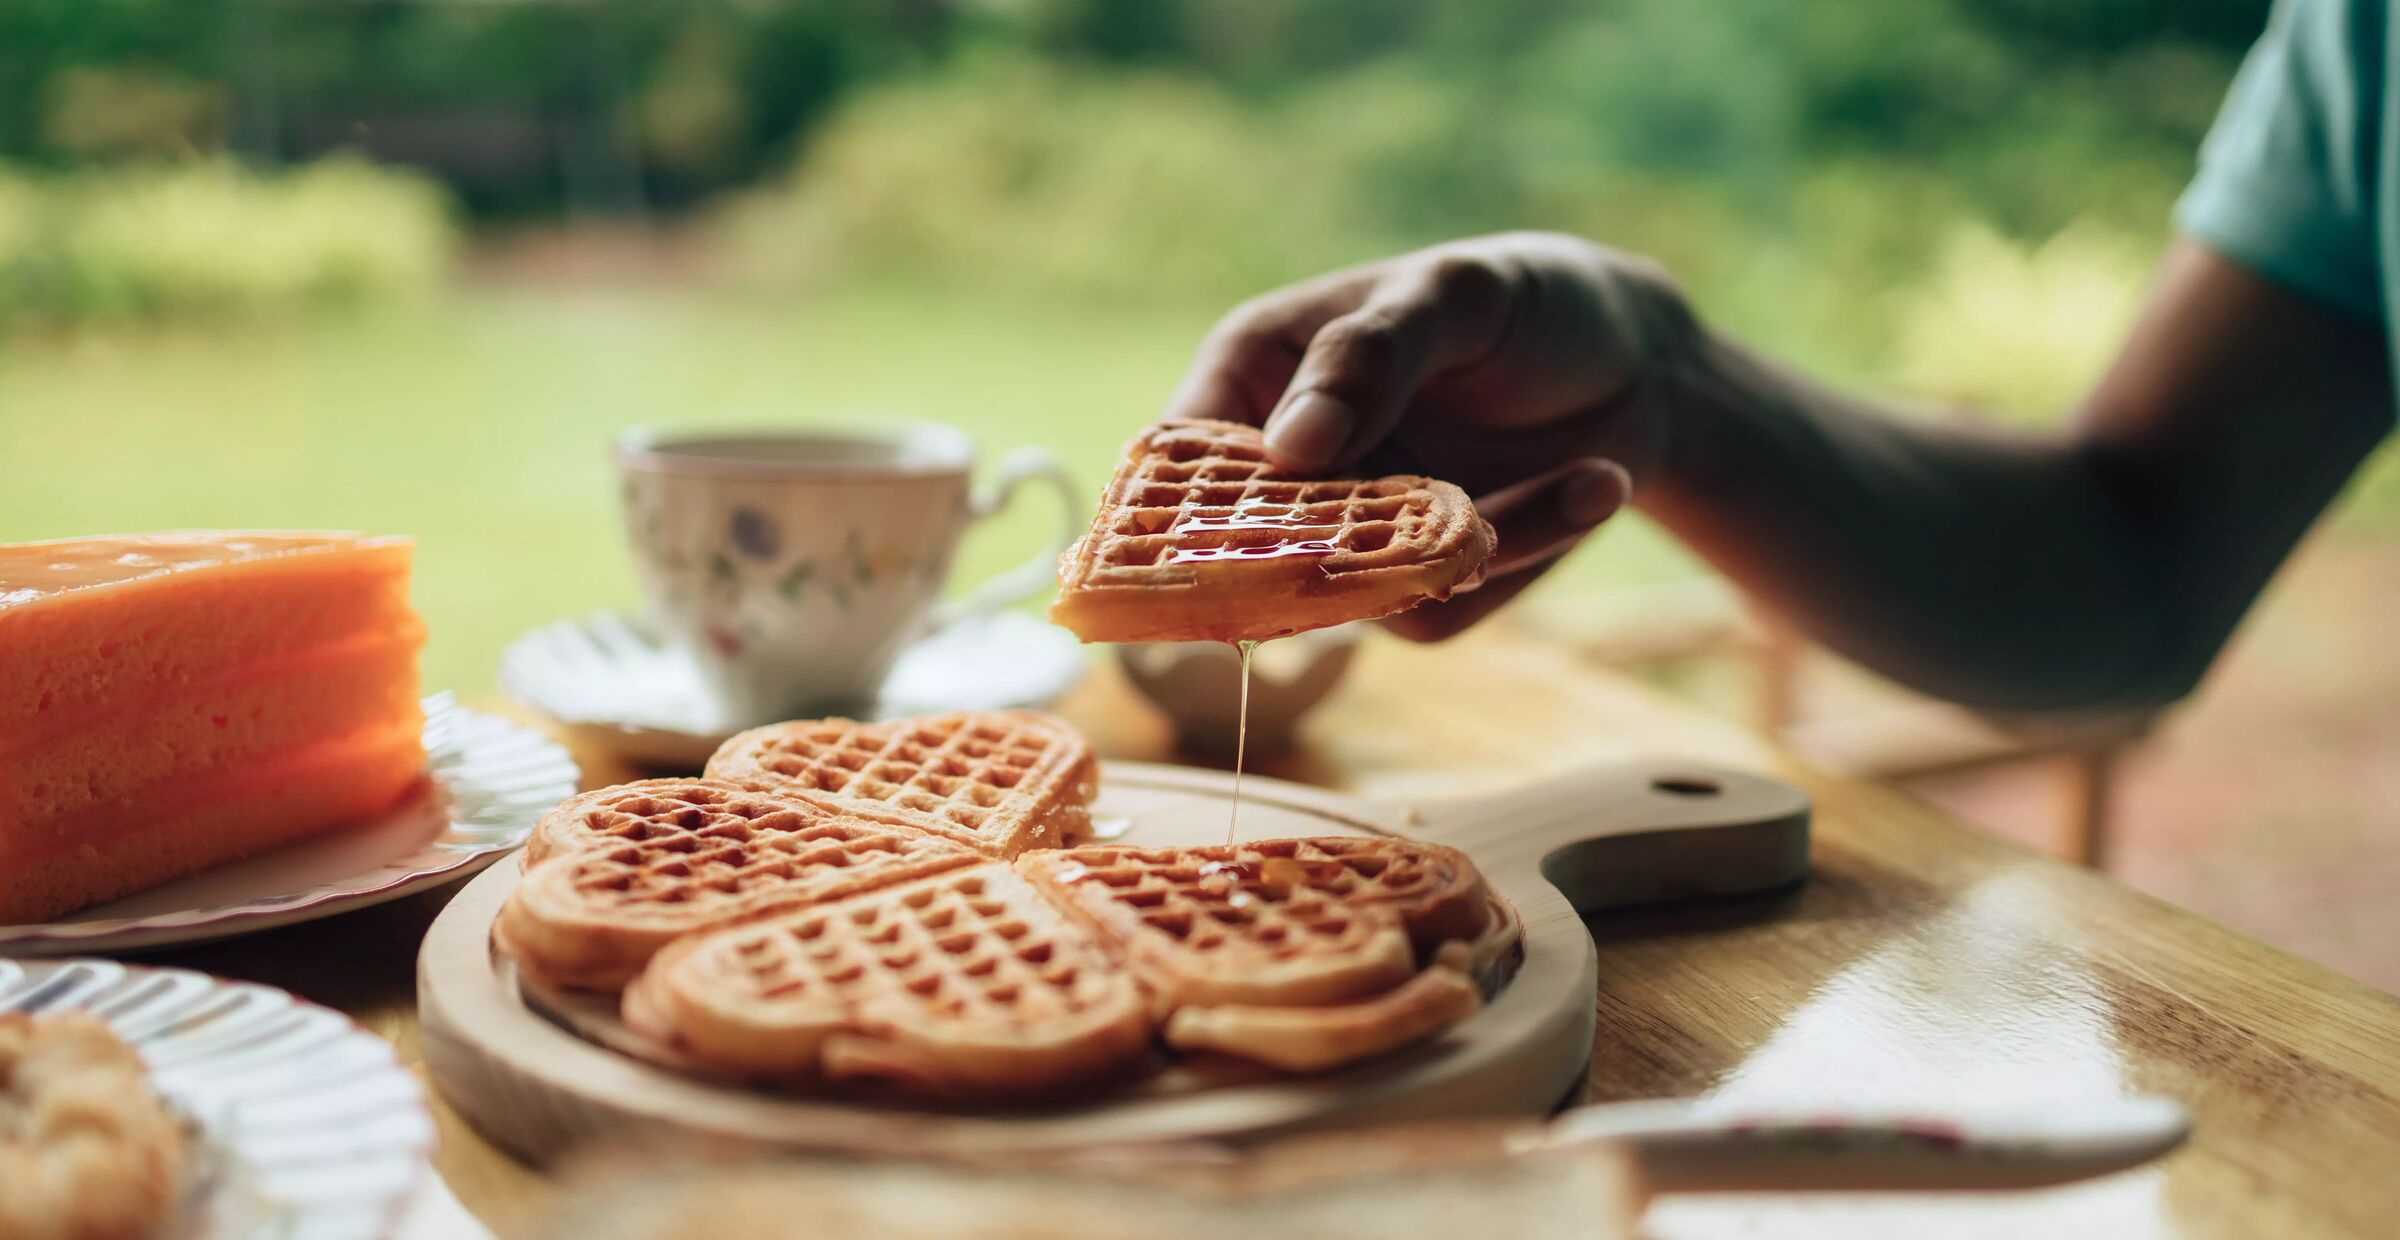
[0,532,428,922]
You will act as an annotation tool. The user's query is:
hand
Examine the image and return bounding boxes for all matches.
[1161,231,1698,639]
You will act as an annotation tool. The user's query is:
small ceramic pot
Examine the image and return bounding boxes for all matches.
[1114,625,1363,757]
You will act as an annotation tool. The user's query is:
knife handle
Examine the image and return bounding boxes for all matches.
[1522,1097,2189,1194]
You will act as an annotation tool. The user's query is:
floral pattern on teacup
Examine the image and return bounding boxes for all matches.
[729,506,782,561]
[623,487,943,633]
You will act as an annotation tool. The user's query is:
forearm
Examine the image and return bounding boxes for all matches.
[1632,243,2392,715]
[1639,330,2190,712]
[1171,234,2385,696]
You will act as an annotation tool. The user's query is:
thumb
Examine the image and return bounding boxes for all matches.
[1260,255,1510,471]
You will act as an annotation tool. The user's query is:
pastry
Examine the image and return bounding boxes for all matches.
[0,532,425,923]
[0,1011,186,1240]
[1049,420,1494,643]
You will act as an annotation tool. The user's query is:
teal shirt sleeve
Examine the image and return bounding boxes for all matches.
[2177,0,2387,323]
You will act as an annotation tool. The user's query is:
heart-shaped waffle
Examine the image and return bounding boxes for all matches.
[1049,419,1495,643]
[1016,837,1507,1009]
[706,710,1097,857]
[499,779,982,990]
[1017,837,1513,1070]
[623,864,1151,1097]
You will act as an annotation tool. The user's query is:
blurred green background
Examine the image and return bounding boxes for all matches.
[0,0,2355,693]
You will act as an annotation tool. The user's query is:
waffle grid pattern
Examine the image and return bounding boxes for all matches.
[1033,836,1487,947]
[527,780,830,866]
[1078,424,1434,581]
[539,805,977,928]
[683,867,1115,1029]
[1033,845,1388,964]
[710,714,1083,851]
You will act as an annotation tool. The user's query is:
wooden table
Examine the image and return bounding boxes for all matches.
[148,625,2400,1238]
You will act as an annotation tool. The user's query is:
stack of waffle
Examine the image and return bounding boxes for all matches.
[497,710,1520,1101]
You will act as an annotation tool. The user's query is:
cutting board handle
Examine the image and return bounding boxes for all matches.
[1411,761,1811,915]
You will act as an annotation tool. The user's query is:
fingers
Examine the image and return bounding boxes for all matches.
[1160,269,1379,427]
[1381,563,1549,643]
[1262,253,1514,471]
[1382,457,1630,643]
[1477,457,1631,576]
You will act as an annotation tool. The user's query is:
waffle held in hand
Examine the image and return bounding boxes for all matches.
[1049,419,1495,644]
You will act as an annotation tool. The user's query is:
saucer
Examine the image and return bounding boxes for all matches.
[0,695,578,956]
[500,609,1088,769]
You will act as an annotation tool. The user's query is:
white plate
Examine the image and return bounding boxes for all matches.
[500,609,1088,769]
[0,957,434,1240]
[0,696,578,956]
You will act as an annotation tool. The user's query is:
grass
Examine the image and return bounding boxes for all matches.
[0,282,1702,693]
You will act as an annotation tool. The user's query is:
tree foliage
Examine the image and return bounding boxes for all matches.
[0,0,2262,220]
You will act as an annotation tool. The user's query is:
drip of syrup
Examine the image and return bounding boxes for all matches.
[1257,857,1309,888]
[1226,638,1259,846]
[1195,856,1304,905]
[1197,858,1251,898]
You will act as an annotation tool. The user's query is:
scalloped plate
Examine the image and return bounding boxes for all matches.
[0,696,578,956]
[0,957,434,1240]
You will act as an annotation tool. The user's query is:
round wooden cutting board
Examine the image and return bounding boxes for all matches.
[419,759,1809,1164]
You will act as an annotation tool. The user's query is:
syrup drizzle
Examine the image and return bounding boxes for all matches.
[1257,856,1309,888]
[1175,497,1322,533]
[1166,497,1340,565]
[1196,855,1307,908]
[1163,501,1317,852]
[1168,540,1336,563]
[1226,638,1258,846]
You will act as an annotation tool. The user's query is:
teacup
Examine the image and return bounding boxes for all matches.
[615,422,1078,724]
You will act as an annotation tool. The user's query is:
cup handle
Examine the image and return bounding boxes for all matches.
[928,446,1083,630]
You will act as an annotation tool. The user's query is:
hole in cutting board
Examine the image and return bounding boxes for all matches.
[1650,776,1722,797]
